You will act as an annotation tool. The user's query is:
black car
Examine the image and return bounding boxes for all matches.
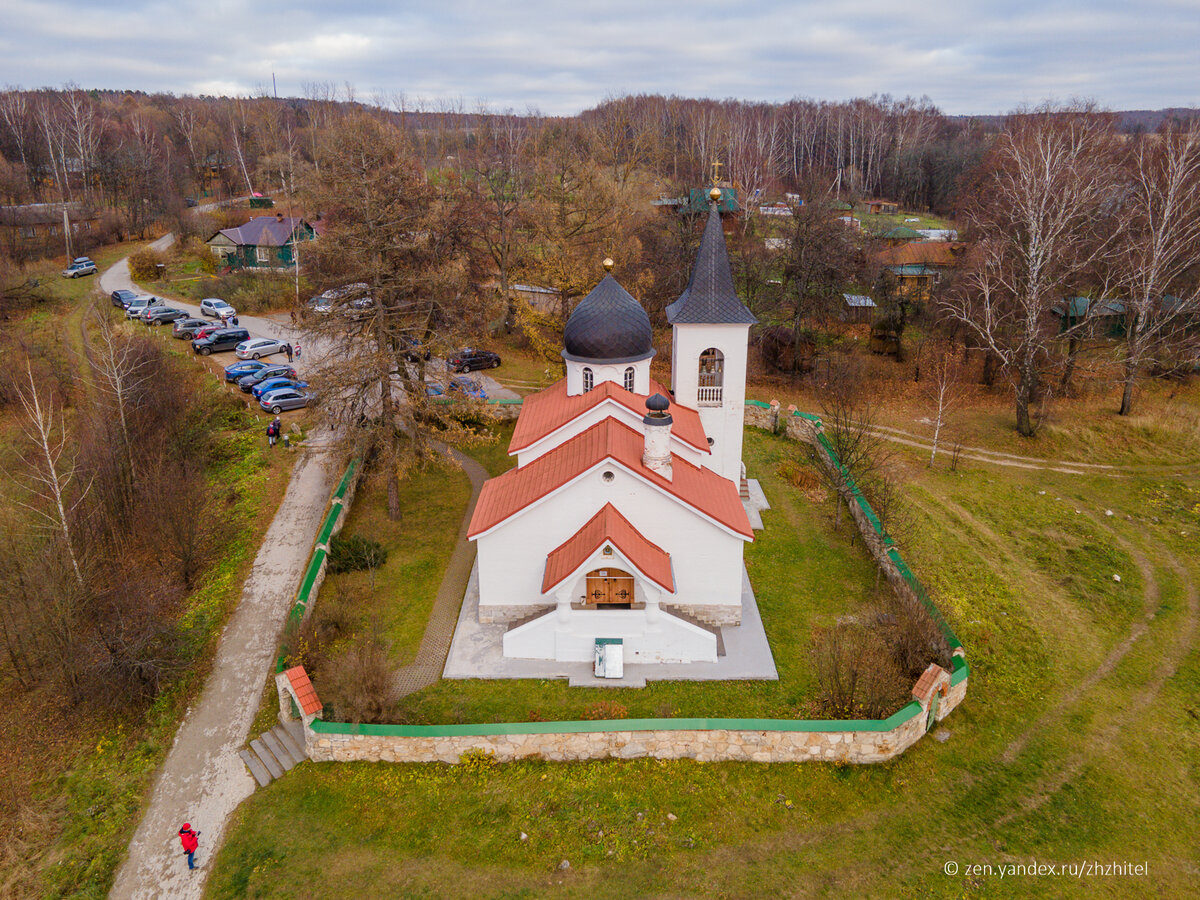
[192,327,250,355]
[238,364,299,393]
[172,318,209,339]
[111,289,138,308]
[448,348,501,372]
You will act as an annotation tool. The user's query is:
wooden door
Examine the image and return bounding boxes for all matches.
[585,568,635,606]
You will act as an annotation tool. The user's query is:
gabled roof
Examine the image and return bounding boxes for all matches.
[666,204,757,326]
[469,418,753,540]
[881,226,924,240]
[1052,297,1127,317]
[877,241,966,268]
[210,216,307,248]
[509,378,710,456]
[283,666,322,716]
[542,503,674,593]
[843,293,876,308]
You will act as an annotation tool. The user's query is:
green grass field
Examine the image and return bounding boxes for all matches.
[205,419,1200,897]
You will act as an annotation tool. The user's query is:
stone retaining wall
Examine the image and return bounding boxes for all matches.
[301,661,957,765]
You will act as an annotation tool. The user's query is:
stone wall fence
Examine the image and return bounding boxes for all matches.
[271,400,968,765]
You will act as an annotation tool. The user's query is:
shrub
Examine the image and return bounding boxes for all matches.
[323,637,392,724]
[128,248,165,282]
[327,533,388,574]
[458,748,496,772]
[808,622,909,720]
[582,700,628,721]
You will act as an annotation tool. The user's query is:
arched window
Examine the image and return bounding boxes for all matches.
[698,348,724,406]
[623,366,635,391]
[582,367,594,392]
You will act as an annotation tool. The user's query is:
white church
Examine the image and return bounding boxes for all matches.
[466,192,759,669]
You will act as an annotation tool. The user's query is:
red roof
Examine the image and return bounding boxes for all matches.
[542,503,674,593]
[284,665,323,716]
[469,418,753,540]
[877,241,966,268]
[510,378,710,456]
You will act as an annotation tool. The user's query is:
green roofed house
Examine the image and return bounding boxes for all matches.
[1050,297,1128,338]
[206,214,316,271]
[881,225,924,246]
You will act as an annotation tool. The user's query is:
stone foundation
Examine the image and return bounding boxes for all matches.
[478,604,553,625]
[670,604,742,627]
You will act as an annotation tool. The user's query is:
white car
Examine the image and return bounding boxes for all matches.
[235,338,287,360]
[200,297,237,319]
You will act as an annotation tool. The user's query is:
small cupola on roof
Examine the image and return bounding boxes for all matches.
[666,190,757,326]
[563,261,655,364]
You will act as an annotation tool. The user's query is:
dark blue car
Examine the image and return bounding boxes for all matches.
[237,364,298,393]
[224,360,270,383]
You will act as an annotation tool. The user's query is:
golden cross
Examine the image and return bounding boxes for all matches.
[711,159,723,183]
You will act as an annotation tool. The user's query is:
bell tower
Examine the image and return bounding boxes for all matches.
[666,190,757,486]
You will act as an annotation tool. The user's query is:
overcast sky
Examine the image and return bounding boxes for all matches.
[1,0,1196,115]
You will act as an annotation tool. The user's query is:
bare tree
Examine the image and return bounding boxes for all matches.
[15,362,89,587]
[944,106,1121,436]
[922,343,966,466]
[1116,121,1200,414]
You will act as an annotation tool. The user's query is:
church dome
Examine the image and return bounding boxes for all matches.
[562,275,655,363]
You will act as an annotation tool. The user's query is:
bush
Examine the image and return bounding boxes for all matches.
[323,637,392,724]
[128,248,165,282]
[582,700,628,721]
[327,533,388,574]
[809,622,909,720]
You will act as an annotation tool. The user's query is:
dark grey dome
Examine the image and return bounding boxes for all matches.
[645,393,670,412]
[562,275,655,363]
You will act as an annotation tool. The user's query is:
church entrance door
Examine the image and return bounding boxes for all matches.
[585,568,635,608]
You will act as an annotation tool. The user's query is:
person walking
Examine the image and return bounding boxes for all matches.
[293,341,302,360]
[230,315,239,326]
[266,417,280,448]
[178,823,200,870]
[284,343,293,363]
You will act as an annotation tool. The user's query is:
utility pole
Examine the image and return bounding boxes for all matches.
[62,206,72,260]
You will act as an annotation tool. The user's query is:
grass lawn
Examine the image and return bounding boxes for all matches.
[206,419,1200,897]
[304,459,473,671]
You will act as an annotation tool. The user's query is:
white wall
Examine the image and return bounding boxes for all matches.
[475,463,745,616]
[564,356,652,396]
[503,606,718,663]
[671,323,751,484]
[515,402,708,469]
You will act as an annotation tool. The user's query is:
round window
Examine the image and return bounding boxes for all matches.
[707,437,715,446]
[602,470,615,482]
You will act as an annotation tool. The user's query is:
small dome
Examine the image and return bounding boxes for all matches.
[563,275,654,363]
[645,393,670,412]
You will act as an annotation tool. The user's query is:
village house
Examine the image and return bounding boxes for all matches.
[841,293,877,324]
[863,198,899,215]
[466,190,757,667]
[206,213,316,271]
[0,201,101,261]
[876,240,967,301]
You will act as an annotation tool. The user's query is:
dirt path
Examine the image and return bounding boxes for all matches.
[391,447,489,697]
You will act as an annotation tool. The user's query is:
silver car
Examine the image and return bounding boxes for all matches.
[258,387,311,414]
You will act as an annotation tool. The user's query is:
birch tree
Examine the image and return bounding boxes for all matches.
[1115,121,1200,415]
[943,106,1121,436]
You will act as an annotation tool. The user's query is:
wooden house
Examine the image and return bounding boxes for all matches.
[0,202,101,261]
[864,198,899,215]
[841,293,877,324]
[876,241,967,302]
[206,214,315,271]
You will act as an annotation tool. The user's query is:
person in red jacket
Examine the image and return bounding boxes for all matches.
[178,822,200,870]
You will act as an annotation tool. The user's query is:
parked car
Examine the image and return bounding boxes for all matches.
[143,306,188,326]
[61,257,97,278]
[193,322,226,341]
[110,289,138,308]
[192,327,250,355]
[251,377,308,400]
[172,317,210,339]
[448,348,501,372]
[199,297,237,319]
[224,359,270,382]
[401,336,431,362]
[449,376,487,399]
[185,197,199,208]
[237,364,298,392]
[234,338,287,360]
[124,296,164,319]
[259,388,311,414]
[305,282,370,316]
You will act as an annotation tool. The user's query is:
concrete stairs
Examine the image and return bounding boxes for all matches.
[239,718,308,788]
[659,604,726,657]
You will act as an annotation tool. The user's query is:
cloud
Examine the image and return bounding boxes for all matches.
[0,1,1196,114]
